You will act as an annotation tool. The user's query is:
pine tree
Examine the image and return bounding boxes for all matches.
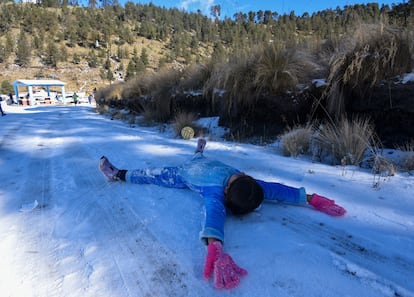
[140,48,149,66]
[0,42,6,63]
[73,53,81,64]
[44,40,59,67]
[125,60,136,80]
[5,33,14,58]
[15,31,31,67]
[87,50,98,67]
[60,45,68,62]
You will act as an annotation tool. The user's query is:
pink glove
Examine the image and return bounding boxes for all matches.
[309,193,346,216]
[203,241,247,289]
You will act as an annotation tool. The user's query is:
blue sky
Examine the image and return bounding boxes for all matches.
[128,0,404,17]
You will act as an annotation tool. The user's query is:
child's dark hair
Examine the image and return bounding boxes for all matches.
[224,176,264,215]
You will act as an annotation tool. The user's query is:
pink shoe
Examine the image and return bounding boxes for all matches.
[195,138,207,153]
[309,194,346,216]
[99,156,119,181]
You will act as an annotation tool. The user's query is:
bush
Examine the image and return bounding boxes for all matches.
[326,25,412,119]
[216,50,259,115]
[179,62,213,91]
[255,44,318,95]
[121,72,152,100]
[314,117,375,165]
[95,82,124,101]
[149,68,182,122]
[0,80,13,94]
[124,69,182,123]
[280,124,314,157]
[396,140,414,172]
[173,112,198,137]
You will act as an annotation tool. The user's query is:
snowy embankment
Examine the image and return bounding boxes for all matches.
[0,104,413,297]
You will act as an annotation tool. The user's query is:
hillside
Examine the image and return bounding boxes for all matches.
[0,35,173,92]
[0,2,411,93]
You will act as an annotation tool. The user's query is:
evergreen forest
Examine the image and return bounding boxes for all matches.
[1,0,413,150]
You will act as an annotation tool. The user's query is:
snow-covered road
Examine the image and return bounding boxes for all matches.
[0,104,413,297]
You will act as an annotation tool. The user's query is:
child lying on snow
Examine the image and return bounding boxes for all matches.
[99,138,346,290]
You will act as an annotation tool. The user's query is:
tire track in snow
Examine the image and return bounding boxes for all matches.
[278,211,414,297]
[52,107,203,296]
[11,112,65,297]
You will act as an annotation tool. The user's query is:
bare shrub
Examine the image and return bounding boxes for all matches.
[326,25,412,119]
[95,82,124,101]
[203,60,227,110]
[146,68,182,122]
[255,44,318,94]
[314,117,374,166]
[173,112,198,136]
[179,62,214,91]
[280,124,314,157]
[138,106,158,126]
[121,72,152,100]
[396,140,414,172]
[220,50,260,114]
[95,103,110,114]
[372,154,397,175]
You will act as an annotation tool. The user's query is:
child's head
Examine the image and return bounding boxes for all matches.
[224,175,264,215]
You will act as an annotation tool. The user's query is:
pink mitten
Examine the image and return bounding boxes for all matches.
[214,253,247,289]
[309,194,346,216]
[203,241,221,279]
[203,241,247,289]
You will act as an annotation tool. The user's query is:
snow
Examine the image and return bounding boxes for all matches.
[401,72,414,84]
[0,103,413,297]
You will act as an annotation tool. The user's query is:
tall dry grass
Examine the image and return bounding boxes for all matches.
[280,124,314,157]
[121,72,153,99]
[326,24,412,119]
[255,44,318,95]
[121,69,182,123]
[314,117,375,165]
[206,49,259,115]
[204,43,319,118]
[396,140,414,172]
[95,82,124,101]
[173,111,198,136]
[179,62,214,91]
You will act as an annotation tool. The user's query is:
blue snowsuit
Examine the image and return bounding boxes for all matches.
[125,153,307,244]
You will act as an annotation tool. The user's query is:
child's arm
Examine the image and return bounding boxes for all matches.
[255,179,307,204]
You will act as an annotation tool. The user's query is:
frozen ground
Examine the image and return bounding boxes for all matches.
[0,103,413,297]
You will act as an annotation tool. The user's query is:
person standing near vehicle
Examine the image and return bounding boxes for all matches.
[72,92,79,105]
[88,93,93,104]
[9,93,14,105]
[0,96,5,116]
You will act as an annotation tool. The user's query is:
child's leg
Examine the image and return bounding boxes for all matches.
[126,167,187,188]
[195,138,206,153]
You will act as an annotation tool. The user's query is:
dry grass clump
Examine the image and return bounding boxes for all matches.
[95,82,124,101]
[396,140,414,172]
[111,110,133,122]
[204,44,319,118]
[371,154,397,176]
[314,117,374,165]
[255,44,318,94]
[121,72,152,100]
[212,50,259,115]
[173,112,198,137]
[124,69,182,123]
[95,102,110,114]
[179,62,214,91]
[280,124,314,157]
[148,68,182,122]
[326,25,412,118]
